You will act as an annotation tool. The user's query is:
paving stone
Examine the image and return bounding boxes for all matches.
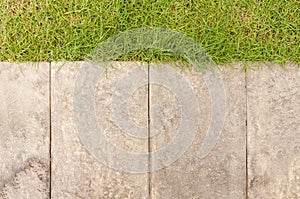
[0,62,50,198]
[51,62,149,199]
[149,63,246,198]
[2,61,298,198]
[247,63,300,198]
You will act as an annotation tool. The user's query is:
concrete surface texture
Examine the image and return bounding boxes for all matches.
[0,63,50,198]
[149,63,246,198]
[51,62,149,198]
[247,63,300,198]
[0,62,299,199]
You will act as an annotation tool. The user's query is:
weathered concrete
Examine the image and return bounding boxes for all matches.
[0,62,50,198]
[51,62,149,198]
[247,63,300,199]
[1,159,49,199]
[1,61,299,198]
[149,63,246,198]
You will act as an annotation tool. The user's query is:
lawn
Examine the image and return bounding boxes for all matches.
[0,0,299,64]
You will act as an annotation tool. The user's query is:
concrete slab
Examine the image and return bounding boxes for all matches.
[149,63,246,198]
[1,61,299,198]
[0,62,50,198]
[51,62,149,198]
[247,63,300,198]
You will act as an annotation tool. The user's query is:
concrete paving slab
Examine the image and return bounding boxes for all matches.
[51,62,149,198]
[1,61,299,198]
[149,63,246,198]
[247,63,300,198]
[0,62,50,198]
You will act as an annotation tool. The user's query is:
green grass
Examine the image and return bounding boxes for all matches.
[0,0,299,64]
